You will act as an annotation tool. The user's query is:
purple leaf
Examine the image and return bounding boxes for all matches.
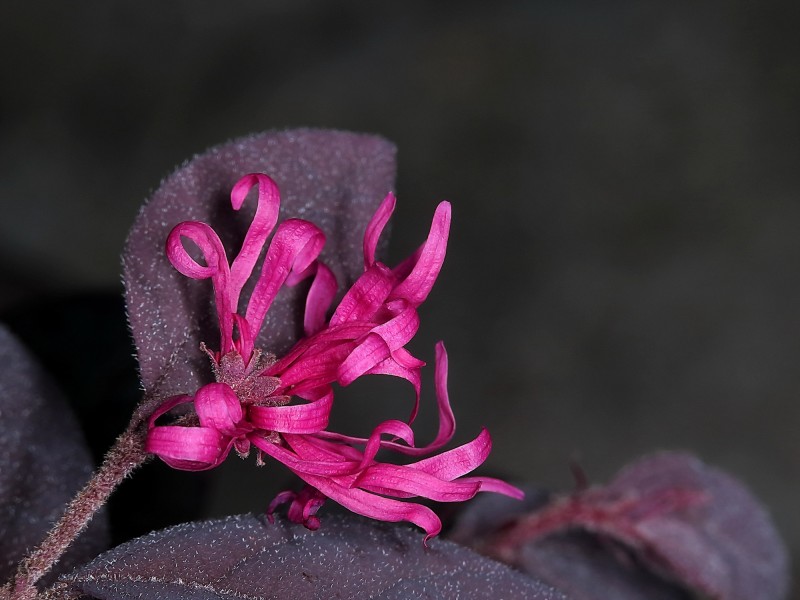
[63,513,566,600]
[449,453,788,600]
[598,452,789,600]
[0,325,109,585]
[123,129,396,401]
[449,487,689,599]
[518,532,693,600]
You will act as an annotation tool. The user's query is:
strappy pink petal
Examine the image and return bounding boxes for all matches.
[291,471,444,541]
[363,192,396,268]
[363,351,423,390]
[303,263,337,336]
[389,346,426,370]
[251,437,361,477]
[329,264,394,326]
[313,418,422,459]
[322,345,453,457]
[244,219,326,353]
[355,464,482,502]
[418,341,455,450]
[357,419,416,469]
[456,476,525,498]
[283,432,358,463]
[409,427,493,480]
[144,425,231,471]
[336,333,390,386]
[147,393,194,428]
[165,221,235,353]
[273,343,354,395]
[266,324,363,377]
[353,347,425,423]
[228,173,281,303]
[194,383,243,436]
[165,221,229,280]
[248,391,333,434]
[371,301,420,350]
[391,245,422,282]
[390,201,451,306]
[337,304,420,385]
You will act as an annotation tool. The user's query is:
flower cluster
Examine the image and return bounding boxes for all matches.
[145,173,521,538]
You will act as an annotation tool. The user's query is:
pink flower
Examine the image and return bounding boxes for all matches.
[145,173,522,539]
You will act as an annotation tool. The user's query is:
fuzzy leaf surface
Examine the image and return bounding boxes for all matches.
[64,513,566,600]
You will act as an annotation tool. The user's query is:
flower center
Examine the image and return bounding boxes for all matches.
[202,343,288,408]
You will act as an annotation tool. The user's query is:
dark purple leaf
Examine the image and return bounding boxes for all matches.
[449,487,689,600]
[449,453,788,600]
[0,325,108,585]
[598,452,789,600]
[63,513,566,600]
[517,532,693,600]
[123,129,396,401]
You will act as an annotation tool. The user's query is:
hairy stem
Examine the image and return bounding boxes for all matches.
[9,426,151,600]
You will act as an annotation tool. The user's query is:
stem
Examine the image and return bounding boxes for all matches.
[9,426,151,600]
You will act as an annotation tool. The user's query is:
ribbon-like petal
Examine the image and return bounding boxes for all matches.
[145,425,230,471]
[249,392,332,434]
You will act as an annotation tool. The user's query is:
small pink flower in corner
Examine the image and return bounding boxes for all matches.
[145,173,522,540]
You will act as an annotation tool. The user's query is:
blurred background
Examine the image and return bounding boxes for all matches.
[2,0,799,594]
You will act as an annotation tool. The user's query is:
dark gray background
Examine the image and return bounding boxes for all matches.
[2,1,798,594]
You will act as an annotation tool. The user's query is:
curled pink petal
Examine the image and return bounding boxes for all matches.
[336,333,391,386]
[326,344,452,457]
[244,219,326,352]
[457,476,525,499]
[165,221,229,281]
[194,383,244,436]
[356,464,482,502]
[363,192,396,269]
[228,173,281,303]
[249,392,332,434]
[147,394,194,428]
[166,221,235,353]
[303,262,337,336]
[390,201,451,306]
[283,432,359,463]
[363,350,423,391]
[273,343,354,396]
[291,471,444,541]
[370,302,420,350]
[329,264,394,326]
[389,346,426,370]
[410,428,493,480]
[336,307,419,385]
[252,437,361,477]
[419,341,455,450]
[145,425,231,471]
[358,419,416,469]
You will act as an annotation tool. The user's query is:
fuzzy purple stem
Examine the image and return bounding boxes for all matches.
[5,426,150,600]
